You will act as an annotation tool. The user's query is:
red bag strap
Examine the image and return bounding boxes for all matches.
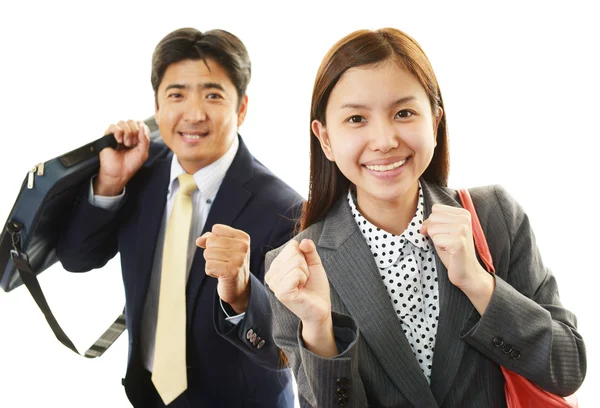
[457,189,496,274]
[457,189,578,408]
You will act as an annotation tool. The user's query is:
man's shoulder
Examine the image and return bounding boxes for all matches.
[244,155,303,208]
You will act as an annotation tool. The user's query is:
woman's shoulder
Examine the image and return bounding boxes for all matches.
[294,220,326,243]
[454,184,528,239]
[465,184,522,218]
[265,220,327,263]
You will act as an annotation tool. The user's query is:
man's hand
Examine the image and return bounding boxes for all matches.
[196,224,251,314]
[94,120,150,196]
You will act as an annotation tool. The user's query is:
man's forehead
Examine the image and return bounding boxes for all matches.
[159,59,232,90]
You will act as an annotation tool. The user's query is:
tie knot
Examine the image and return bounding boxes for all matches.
[177,173,197,196]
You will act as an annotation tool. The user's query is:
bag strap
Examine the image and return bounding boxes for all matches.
[9,245,125,358]
[456,189,578,408]
[456,189,495,274]
[7,224,126,358]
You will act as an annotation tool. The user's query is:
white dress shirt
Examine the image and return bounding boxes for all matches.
[348,183,440,383]
[89,136,241,372]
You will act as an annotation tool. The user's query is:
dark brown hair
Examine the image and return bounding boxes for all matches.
[301,28,449,231]
[151,27,251,108]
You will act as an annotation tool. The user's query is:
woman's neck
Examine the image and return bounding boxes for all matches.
[355,183,420,236]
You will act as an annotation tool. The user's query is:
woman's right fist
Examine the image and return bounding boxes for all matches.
[94,120,151,196]
[265,239,331,329]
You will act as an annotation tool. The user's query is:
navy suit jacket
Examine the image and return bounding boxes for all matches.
[56,136,303,407]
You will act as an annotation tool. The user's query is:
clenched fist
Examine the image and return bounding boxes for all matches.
[196,224,251,314]
[95,120,150,196]
[266,239,338,357]
[421,204,494,314]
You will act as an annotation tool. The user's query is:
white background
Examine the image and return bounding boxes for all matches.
[0,1,598,407]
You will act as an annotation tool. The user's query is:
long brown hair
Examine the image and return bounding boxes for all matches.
[300,28,449,231]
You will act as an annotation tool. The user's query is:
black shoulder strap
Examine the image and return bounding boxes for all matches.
[10,248,126,358]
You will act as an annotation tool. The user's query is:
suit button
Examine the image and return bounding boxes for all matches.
[511,349,521,360]
[246,329,254,340]
[257,339,265,349]
[336,377,350,387]
[502,344,513,354]
[338,395,349,406]
[249,332,257,344]
[492,337,504,347]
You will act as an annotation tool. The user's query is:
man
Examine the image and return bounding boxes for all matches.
[56,27,301,407]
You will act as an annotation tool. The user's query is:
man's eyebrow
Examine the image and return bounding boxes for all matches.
[201,82,226,92]
[163,83,227,92]
[164,83,187,92]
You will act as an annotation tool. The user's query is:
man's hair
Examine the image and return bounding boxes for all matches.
[151,27,251,108]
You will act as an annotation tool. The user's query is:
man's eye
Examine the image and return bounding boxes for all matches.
[207,93,223,99]
[168,93,182,99]
[348,115,365,123]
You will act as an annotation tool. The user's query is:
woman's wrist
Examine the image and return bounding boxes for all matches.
[301,315,338,358]
[460,268,495,315]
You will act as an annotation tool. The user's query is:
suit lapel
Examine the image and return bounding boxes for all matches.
[420,181,477,405]
[319,198,437,408]
[129,152,172,337]
[186,136,253,326]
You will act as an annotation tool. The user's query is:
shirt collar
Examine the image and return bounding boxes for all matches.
[348,182,432,263]
[168,135,239,200]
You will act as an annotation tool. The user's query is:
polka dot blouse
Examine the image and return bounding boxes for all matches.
[347,184,440,383]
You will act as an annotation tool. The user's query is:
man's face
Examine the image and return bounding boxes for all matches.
[155,58,248,174]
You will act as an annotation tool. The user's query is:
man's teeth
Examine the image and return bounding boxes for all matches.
[365,159,407,172]
[182,133,202,139]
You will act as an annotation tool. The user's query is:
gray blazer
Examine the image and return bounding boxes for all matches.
[265,181,586,408]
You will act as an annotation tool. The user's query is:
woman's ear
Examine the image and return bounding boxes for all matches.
[312,119,335,161]
[432,106,443,146]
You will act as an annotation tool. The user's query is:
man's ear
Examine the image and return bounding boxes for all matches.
[312,119,335,161]
[237,94,249,127]
[154,98,160,125]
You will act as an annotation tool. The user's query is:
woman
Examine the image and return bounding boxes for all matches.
[264,28,586,407]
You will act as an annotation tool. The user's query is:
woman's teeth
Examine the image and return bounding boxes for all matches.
[365,158,407,172]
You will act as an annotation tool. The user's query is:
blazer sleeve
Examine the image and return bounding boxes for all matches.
[459,185,586,396]
[56,181,123,272]
[265,246,369,408]
[213,202,303,371]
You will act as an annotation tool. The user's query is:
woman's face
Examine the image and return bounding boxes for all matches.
[313,60,440,210]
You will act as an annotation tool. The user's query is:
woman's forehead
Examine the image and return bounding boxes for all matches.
[329,62,427,109]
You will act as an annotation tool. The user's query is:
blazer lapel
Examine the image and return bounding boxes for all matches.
[128,152,172,338]
[186,136,253,326]
[420,181,477,406]
[319,198,437,408]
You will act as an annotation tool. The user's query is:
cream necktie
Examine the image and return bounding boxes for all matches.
[152,173,197,405]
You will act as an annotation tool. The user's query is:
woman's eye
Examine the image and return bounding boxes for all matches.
[348,115,365,123]
[396,110,414,118]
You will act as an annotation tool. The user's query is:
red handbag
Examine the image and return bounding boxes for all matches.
[457,189,579,408]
